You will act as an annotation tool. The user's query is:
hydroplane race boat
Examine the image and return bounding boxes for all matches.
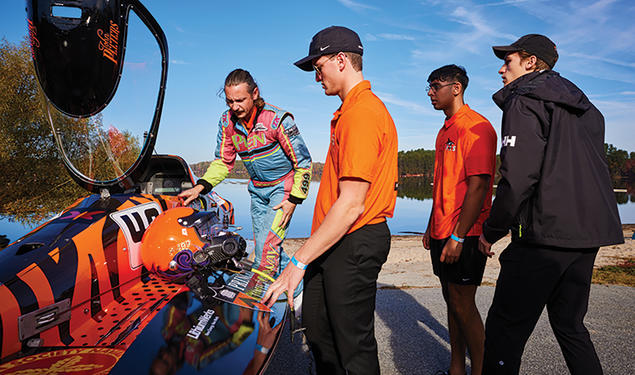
[0,1,287,373]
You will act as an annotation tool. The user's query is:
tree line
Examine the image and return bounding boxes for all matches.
[399,146,635,187]
[605,144,635,185]
[189,160,324,182]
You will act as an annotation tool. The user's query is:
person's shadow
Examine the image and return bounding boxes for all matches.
[376,284,460,375]
[266,285,460,375]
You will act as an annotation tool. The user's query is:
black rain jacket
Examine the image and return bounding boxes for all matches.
[482,70,623,248]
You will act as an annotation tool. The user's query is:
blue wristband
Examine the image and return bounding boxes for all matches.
[255,344,269,354]
[290,256,308,270]
[450,234,465,243]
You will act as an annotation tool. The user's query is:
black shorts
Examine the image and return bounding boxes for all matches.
[430,236,486,285]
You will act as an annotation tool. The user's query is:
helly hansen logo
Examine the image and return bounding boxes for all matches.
[502,135,516,147]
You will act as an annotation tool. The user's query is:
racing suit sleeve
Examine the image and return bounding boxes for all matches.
[198,117,236,194]
[276,115,312,204]
[482,96,547,244]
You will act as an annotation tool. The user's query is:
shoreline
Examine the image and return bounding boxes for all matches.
[282,224,634,288]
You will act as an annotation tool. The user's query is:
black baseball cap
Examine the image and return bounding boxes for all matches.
[492,34,558,69]
[294,26,364,71]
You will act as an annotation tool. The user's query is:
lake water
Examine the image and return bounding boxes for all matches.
[1,178,634,243]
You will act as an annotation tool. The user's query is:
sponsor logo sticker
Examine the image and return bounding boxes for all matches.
[27,20,39,60]
[285,124,300,138]
[110,202,162,269]
[97,20,120,64]
[0,348,124,375]
[445,138,456,152]
[186,309,219,339]
[253,123,267,132]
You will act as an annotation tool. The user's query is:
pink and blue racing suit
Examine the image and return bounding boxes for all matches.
[198,103,312,278]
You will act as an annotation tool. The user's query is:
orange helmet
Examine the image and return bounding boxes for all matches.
[140,207,209,282]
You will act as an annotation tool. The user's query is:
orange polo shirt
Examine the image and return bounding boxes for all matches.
[430,104,497,239]
[312,80,398,234]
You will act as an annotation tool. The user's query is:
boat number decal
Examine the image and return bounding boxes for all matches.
[110,202,162,269]
[170,239,191,257]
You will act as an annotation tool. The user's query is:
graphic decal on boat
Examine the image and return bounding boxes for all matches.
[110,201,162,269]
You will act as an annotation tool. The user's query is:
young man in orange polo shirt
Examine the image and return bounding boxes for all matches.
[422,65,497,375]
[263,26,398,375]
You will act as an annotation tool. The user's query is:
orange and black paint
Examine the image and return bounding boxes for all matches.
[0,193,183,365]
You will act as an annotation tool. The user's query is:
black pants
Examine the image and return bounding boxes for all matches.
[303,222,390,375]
[483,242,602,375]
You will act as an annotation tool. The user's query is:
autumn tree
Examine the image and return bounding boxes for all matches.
[0,39,86,223]
[1,39,144,224]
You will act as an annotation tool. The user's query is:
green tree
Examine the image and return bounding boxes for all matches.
[398,148,435,177]
[0,39,86,223]
[605,143,630,182]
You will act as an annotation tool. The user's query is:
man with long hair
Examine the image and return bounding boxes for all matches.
[180,69,312,287]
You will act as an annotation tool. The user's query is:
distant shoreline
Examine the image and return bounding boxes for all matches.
[285,223,635,240]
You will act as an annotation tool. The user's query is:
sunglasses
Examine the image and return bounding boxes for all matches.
[426,82,457,92]
[312,54,338,76]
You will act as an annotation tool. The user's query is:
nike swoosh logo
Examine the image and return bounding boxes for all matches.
[320,45,330,51]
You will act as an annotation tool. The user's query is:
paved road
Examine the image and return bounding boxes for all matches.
[265,284,634,375]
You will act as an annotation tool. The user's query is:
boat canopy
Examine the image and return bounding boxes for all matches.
[27,0,168,194]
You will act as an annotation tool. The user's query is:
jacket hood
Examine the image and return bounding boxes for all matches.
[493,70,592,114]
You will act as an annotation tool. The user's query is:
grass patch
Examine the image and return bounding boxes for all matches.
[592,258,635,287]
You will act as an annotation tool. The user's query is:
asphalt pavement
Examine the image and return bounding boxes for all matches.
[265,284,635,375]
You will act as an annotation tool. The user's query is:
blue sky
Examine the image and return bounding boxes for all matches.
[2,0,634,164]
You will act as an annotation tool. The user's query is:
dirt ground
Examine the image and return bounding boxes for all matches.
[283,224,635,288]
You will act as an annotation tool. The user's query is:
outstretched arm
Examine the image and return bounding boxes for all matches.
[262,177,369,308]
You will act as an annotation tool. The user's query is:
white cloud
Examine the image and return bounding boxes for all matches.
[478,0,532,6]
[449,6,517,52]
[410,48,451,63]
[170,59,189,65]
[374,91,434,115]
[593,99,635,112]
[377,33,415,41]
[567,52,635,70]
[504,0,635,55]
[123,62,147,70]
[336,0,379,12]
